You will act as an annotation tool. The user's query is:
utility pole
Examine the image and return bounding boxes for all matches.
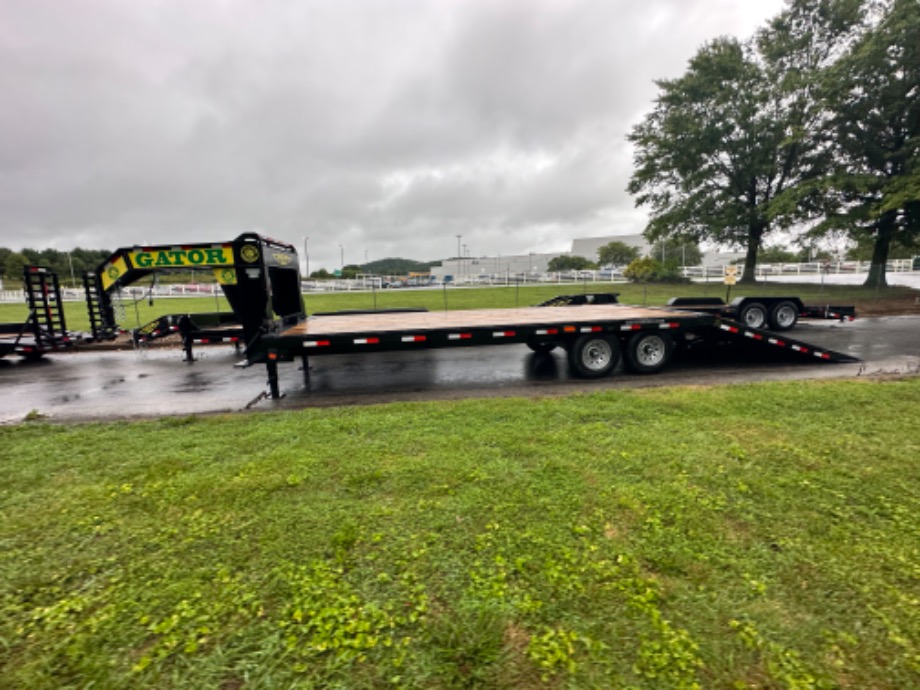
[456,234,462,278]
[303,236,309,277]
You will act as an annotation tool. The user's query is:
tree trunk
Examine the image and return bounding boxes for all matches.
[740,225,765,284]
[864,212,896,288]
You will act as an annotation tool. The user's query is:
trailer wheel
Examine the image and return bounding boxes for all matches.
[568,334,620,378]
[526,339,557,354]
[739,302,768,330]
[624,332,673,374]
[769,301,799,331]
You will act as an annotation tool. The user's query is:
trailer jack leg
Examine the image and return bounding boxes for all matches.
[266,359,282,399]
[301,353,310,386]
[183,337,195,363]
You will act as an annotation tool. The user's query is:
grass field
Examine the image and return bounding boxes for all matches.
[1,280,917,334]
[2,378,920,688]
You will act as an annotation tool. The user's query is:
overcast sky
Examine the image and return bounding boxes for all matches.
[1,0,785,269]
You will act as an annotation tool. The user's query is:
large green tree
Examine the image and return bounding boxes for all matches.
[628,1,861,283]
[596,241,640,267]
[821,0,920,286]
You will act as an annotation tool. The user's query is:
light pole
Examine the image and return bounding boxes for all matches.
[455,235,462,278]
[339,244,344,270]
[66,251,76,289]
[302,236,309,277]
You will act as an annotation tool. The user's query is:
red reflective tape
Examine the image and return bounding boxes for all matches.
[402,335,427,342]
[448,333,473,340]
[304,340,331,348]
[492,331,516,338]
[354,337,380,345]
[580,326,602,333]
[230,337,239,343]
[621,324,642,331]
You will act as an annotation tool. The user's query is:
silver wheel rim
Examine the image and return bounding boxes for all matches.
[776,305,796,328]
[582,340,613,371]
[636,336,666,367]
[744,307,766,328]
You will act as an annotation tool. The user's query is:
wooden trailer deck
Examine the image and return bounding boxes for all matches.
[282,304,702,337]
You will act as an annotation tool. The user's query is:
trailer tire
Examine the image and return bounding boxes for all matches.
[739,302,768,330]
[624,332,673,374]
[769,301,799,331]
[526,339,557,354]
[568,334,620,378]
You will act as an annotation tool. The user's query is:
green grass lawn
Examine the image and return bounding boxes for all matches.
[2,378,919,688]
[1,281,917,334]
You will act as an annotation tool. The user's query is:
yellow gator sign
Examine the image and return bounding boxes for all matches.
[130,246,233,269]
[101,245,235,290]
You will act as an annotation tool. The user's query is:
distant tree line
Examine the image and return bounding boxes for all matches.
[0,247,112,285]
[628,0,919,286]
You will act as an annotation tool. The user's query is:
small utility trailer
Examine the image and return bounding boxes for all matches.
[132,312,244,361]
[0,266,73,360]
[665,296,857,331]
[82,233,858,399]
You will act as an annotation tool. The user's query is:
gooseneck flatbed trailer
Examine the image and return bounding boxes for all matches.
[253,301,859,399]
[78,233,858,399]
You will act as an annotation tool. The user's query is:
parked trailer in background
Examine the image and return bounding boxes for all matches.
[0,266,73,360]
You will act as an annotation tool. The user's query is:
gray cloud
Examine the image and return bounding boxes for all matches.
[0,0,784,267]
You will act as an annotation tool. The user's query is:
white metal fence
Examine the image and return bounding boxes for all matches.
[1,259,917,303]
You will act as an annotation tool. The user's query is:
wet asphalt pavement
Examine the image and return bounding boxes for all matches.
[0,315,918,423]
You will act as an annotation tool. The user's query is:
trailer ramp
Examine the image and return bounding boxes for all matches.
[711,318,860,363]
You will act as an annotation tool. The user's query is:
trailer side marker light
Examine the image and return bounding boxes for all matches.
[493,331,516,338]
[304,340,331,348]
[535,328,559,336]
[268,352,278,361]
[448,333,473,340]
[354,337,380,345]
[563,326,576,333]
[621,324,642,331]
[580,326,602,333]
[402,335,427,343]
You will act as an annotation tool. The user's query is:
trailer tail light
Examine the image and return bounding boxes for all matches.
[304,340,331,348]
[535,328,558,336]
[492,331,516,338]
[580,326,602,333]
[354,337,380,345]
[402,335,426,343]
[448,333,473,340]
